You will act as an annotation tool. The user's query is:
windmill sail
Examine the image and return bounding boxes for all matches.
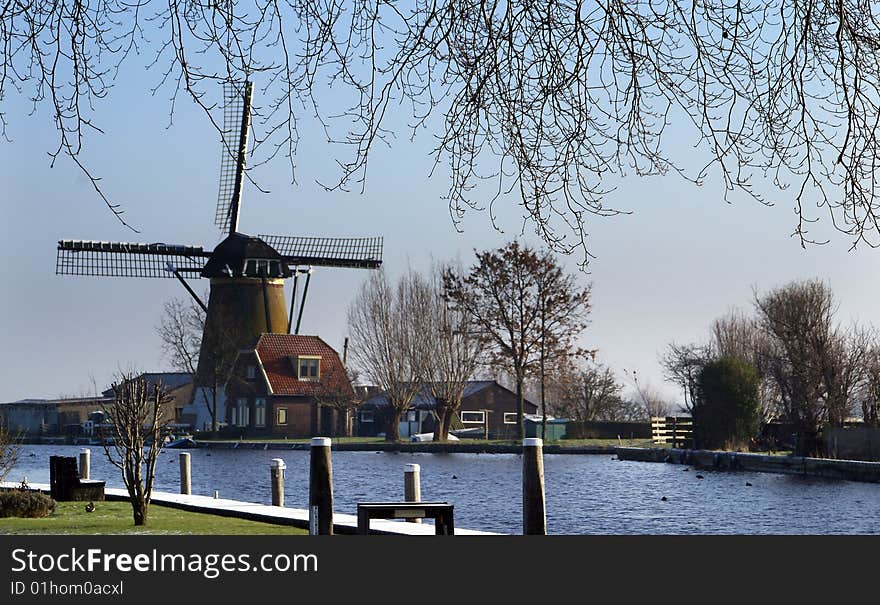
[56,240,209,278]
[215,80,253,234]
[257,234,383,269]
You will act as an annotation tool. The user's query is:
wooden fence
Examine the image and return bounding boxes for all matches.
[651,416,694,449]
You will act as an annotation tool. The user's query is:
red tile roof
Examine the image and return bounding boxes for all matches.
[254,334,353,398]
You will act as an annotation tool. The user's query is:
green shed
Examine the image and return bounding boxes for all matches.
[524,417,568,441]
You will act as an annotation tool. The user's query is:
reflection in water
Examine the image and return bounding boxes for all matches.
[9,445,880,534]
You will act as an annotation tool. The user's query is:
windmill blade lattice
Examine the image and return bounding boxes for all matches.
[215,80,252,233]
[257,234,383,269]
[56,240,209,278]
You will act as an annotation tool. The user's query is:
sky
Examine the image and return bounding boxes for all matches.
[3,62,880,407]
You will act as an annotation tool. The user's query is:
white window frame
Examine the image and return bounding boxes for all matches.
[503,412,518,424]
[254,398,266,427]
[277,407,288,426]
[236,398,249,427]
[246,365,256,380]
[360,410,374,423]
[461,410,486,424]
[297,356,321,381]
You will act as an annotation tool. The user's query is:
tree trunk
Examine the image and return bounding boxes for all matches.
[132,502,148,526]
[433,399,449,442]
[515,371,525,441]
[440,407,452,441]
[387,407,404,442]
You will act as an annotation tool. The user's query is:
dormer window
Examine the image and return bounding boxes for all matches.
[296,356,321,381]
[244,258,282,278]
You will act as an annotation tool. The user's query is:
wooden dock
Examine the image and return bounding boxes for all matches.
[0,483,502,536]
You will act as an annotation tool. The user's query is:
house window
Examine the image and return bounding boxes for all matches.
[297,356,321,381]
[503,412,518,424]
[277,408,288,425]
[461,411,486,424]
[255,399,266,427]
[236,398,249,427]
[246,365,256,380]
[360,410,374,423]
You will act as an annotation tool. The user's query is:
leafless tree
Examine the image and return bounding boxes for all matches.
[444,242,591,439]
[313,365,360,438]
[8,2,880,261]
[157,295,239,434]
[410,266,484,441]
[660,342,715,414]
[628,370,675,419]
[754,279,841,454]
[0,422,20,483]
[158,297,203,376]
[860,340,880,427]
[549,360,631,423]
[103,372,168,526]
[347,270,423,442]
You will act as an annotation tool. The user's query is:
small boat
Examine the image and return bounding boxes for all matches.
[165,437,197,449]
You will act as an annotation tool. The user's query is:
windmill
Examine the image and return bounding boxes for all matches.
[56,80,383,427]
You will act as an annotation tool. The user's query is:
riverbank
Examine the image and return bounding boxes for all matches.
[176,437,655,454]
[616,447,880,483]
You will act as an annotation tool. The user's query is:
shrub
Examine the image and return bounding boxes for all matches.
[0,490,57,518]
[693,356,761,450]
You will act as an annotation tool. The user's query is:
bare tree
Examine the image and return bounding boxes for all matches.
[0,422,20,483]
[409,265,484,442]
[312,365,359,438]
[157,297,203,376]
[8,3,880,261]
[755,279,839,454]
[347,271,423,442]
[103,372,168,526]
[157,295,238,434]
[660,342,715,414]
[628,370,674,419]
[549,360,630,423]
[444,242,591,439]
[860,340,880,427]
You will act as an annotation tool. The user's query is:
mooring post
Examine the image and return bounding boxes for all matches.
[309,437,333,535]
[404,463,422,524]
[79,448,90,480]
[179,452,191,495]
[523,437,547,535]
[271,458,286,507]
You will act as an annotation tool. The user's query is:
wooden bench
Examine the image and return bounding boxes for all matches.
[356,502,454,535]
[49,456,105,502]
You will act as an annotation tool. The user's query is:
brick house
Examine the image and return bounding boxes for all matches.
[357,381,539,439]
[223,334,354,438]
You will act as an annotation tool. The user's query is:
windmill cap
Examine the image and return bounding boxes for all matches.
[201,232,291,279]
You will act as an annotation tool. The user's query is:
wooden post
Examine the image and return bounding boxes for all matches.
[404,463,422,524]
[309,437,333,535]
[78,448,90,480]
[271,458,286,507]
[522,437,546,535]
[179,452,191,495]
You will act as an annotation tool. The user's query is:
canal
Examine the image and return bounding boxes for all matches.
[8,444,880,534]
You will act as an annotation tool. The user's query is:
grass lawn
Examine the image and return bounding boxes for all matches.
[0,501,307,535]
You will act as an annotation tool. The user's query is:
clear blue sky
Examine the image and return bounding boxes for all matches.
[2,63,879,406]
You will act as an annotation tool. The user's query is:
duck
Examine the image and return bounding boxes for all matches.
[660,496,668,502]
[695,474,704,479]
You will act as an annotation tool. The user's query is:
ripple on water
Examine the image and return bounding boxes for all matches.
[9,445,880,534]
